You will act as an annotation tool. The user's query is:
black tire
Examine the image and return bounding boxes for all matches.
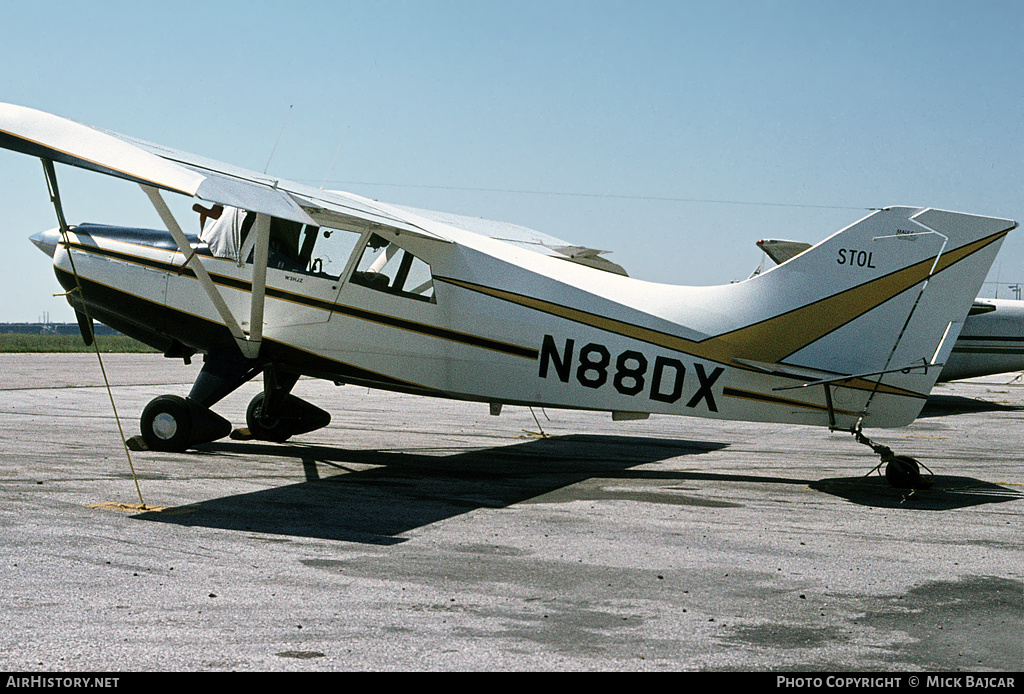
[885,455,922,488]
[246,392,292,442]
[141,395,193,452]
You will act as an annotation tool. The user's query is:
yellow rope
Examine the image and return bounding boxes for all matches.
[44,160,146,510]
[61,260,147,511]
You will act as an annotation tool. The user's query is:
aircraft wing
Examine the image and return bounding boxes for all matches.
[0,102,625,271]
[390,204,629,275]
[0,102,447,241]
[112,129,450,241]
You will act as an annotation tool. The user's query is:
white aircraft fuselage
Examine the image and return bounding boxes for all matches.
[940,299,1024,382]
[3,102,1017,488]
[33,204,1011,436]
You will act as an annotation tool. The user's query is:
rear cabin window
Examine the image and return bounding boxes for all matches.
[350,233,435,303]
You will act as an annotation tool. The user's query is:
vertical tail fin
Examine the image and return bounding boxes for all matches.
[725,206,1015,428]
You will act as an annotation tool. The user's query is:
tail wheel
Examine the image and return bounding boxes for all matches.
[885,455,922,488]
[141,395,193,452]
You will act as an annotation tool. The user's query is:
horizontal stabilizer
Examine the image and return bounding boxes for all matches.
[756,238,812,265]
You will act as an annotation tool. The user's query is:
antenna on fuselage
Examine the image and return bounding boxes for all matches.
[264,104,293,174]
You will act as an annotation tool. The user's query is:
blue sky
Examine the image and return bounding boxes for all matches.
[1,0,1022,322]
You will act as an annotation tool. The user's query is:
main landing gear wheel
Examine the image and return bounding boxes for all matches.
[141,395,191,452]
[140,395,232,452]
[246,392,291,442]
[245,392,331,443]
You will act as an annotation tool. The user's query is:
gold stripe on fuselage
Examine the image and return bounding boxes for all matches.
[437,228,1009,399]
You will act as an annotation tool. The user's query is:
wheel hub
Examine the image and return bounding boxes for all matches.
[152,412,179,440]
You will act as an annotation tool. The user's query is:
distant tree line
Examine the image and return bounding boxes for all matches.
[0,322,120,336]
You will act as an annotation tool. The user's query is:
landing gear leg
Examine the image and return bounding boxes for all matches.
[139,348,260,452]
[852,426,933,489]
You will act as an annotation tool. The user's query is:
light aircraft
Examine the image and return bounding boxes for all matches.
[0,103,1017,489]
[752,239,1024,382]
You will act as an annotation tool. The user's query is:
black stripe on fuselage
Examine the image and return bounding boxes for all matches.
[59,237,538,360]
[54,267,426,392]
[954,335,1024,342]
[721,386,871,413]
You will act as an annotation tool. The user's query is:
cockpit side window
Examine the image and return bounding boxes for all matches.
[233,214,361,280]
[350,233,435,303]
[200,206,253,260]
[202,209,431,295]
[308,226,362,279]
[267,217,306,271]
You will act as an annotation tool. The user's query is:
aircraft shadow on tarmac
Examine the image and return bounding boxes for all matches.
[133,434,729,545]
[918,393,1024,418]
[809,474,1024,510]
[132,433,1024,542]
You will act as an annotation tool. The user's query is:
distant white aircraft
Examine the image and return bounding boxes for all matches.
[753,239,1024,382]
[0,103,1017,488]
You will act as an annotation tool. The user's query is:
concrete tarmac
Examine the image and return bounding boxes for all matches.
[1,353,1021,672]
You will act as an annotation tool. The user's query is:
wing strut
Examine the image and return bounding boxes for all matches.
[40,159,94,345]
[141,185,263,359]
[248,212,271,348]
[41,159,148,508]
